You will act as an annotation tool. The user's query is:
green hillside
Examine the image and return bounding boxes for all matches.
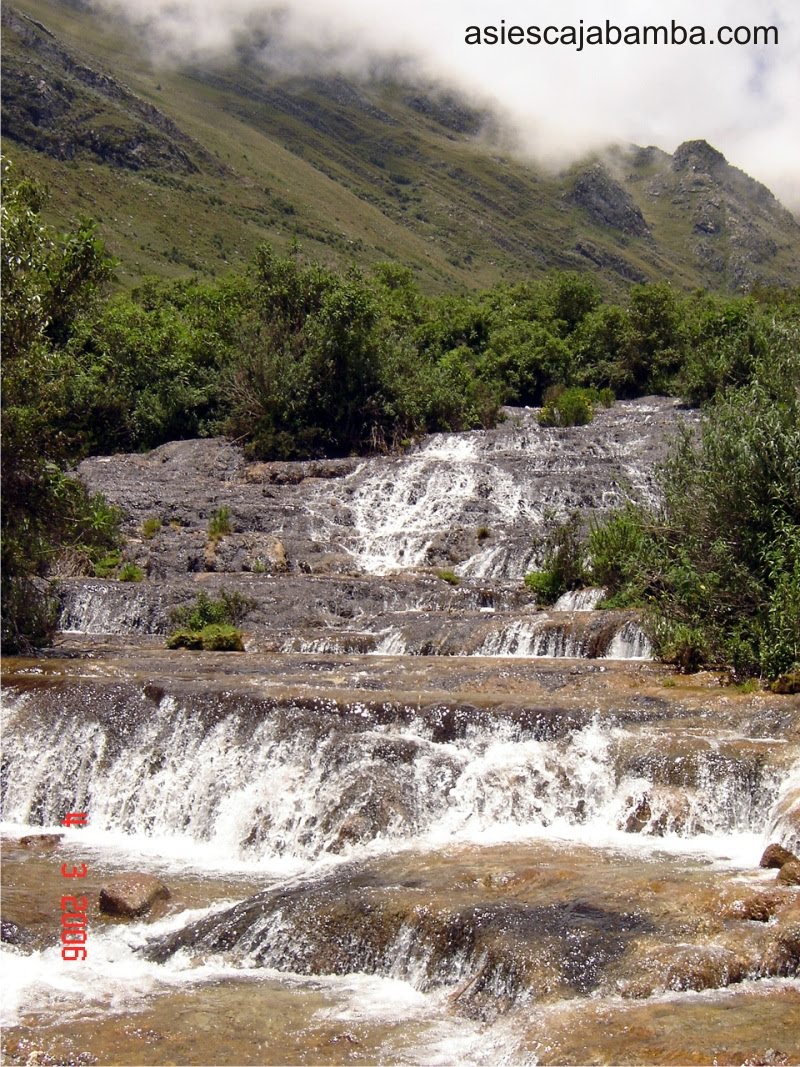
[3,0,800,292]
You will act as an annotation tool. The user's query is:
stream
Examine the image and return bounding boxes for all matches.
[2,401,799,1065]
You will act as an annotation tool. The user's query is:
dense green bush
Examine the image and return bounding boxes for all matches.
[169,590,254,631]
[166,624,244,651]
[1,161,119,649]
[585,336,800,678]
[538,386,595,427]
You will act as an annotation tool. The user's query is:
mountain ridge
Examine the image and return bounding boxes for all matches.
[2,0,799,292]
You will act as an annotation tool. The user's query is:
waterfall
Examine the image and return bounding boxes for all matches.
[2,685,782,866]
[553,588,605,611]
[605,620,653,660]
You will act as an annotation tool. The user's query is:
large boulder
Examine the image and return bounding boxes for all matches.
[99,874,171,918]
[759,843,797,870]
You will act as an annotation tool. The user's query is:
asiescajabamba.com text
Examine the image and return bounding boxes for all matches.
[464,20,778,49]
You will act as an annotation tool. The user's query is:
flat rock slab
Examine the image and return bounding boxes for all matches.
[99,874,171,918]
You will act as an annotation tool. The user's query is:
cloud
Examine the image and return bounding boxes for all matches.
[93,0,800,207]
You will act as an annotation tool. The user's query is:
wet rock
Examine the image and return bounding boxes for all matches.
[19,833,64,848]
[777,860,800,886]
[622,792,652,833]
[620,786,696,836]
[1,919,36,949]
[759,923,800,976]
[658,944,747,993]
[717,889,782,923]
[760,843,797,870]
[99,875,171,918]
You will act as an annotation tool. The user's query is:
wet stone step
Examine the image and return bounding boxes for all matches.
[143,841,800,1019]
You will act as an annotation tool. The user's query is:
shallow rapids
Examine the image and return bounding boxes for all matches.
[3,648,799,1065]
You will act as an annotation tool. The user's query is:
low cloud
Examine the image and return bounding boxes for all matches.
[94,0,800,207]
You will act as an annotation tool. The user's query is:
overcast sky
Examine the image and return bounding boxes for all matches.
[97,0,800,207]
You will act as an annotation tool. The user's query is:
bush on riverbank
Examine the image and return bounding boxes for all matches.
[554,334,800,680]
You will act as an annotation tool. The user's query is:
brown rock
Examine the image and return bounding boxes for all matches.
[19,833,64,848]
[759,923,800,976]
[717,889,781,922]
[660,944,747,992]
[776,859,800,886]
[99,875,171,918]
[759,843,797,869]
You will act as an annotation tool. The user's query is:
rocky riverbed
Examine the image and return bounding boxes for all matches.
[2,399,799,1066]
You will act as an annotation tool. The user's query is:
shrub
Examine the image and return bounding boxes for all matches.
[169,589,254,631]
[165,624,244,651]
[524,514,589,605]
[476,526,490,542]
[436,569,460,586]
[142,517,162,540]
[166,629,204,650]
[588,505,651,608]
[200,624,244,651]
[524,569,564,605]
[94,550,122,578]
[584,335,800,679]
[207,506,233,541]
[119,562,144,582]
[538,386,594,428]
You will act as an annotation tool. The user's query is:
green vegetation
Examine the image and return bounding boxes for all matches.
[1,160,119,650]
[3,0,800,295]
[169,590,254,632]
[93,550,123,578]
[166,590,253,651]
[118,562,144,582]
[537,386,610,428]
[436,569,461,586]
[3,158,798,678]
[538,334,800,680]
[166,624,244,652]
[141,517,162,540]
[524,515,588,606]
[207,507,233,541]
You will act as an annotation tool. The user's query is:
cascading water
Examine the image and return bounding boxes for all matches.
[2,682,786,867]
[6,399,797,1067]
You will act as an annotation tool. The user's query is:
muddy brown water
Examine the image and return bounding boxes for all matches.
[2,647,799,1065]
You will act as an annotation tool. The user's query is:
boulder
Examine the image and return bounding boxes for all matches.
[759,843,797,870]
[19,833,64,848]
[776,859,800,886]
[99,874,171,918]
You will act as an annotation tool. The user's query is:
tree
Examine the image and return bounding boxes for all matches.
[1,160,117,650]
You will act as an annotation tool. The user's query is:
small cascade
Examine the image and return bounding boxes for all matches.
[605,620,653,660]
[2,685,784,866]
[346,435,481,573]
[553,588,605,611]
[372,628,409,655]
[59,580,160,635]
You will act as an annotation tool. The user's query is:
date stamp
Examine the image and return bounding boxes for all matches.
[60,811,88,961]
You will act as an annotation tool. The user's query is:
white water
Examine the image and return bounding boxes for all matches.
[346,436,481,574]
[553,588,605,611]
[605,619,653,660]
[1,690,782,870]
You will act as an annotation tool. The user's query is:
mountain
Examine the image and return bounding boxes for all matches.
[3,0,800,292]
